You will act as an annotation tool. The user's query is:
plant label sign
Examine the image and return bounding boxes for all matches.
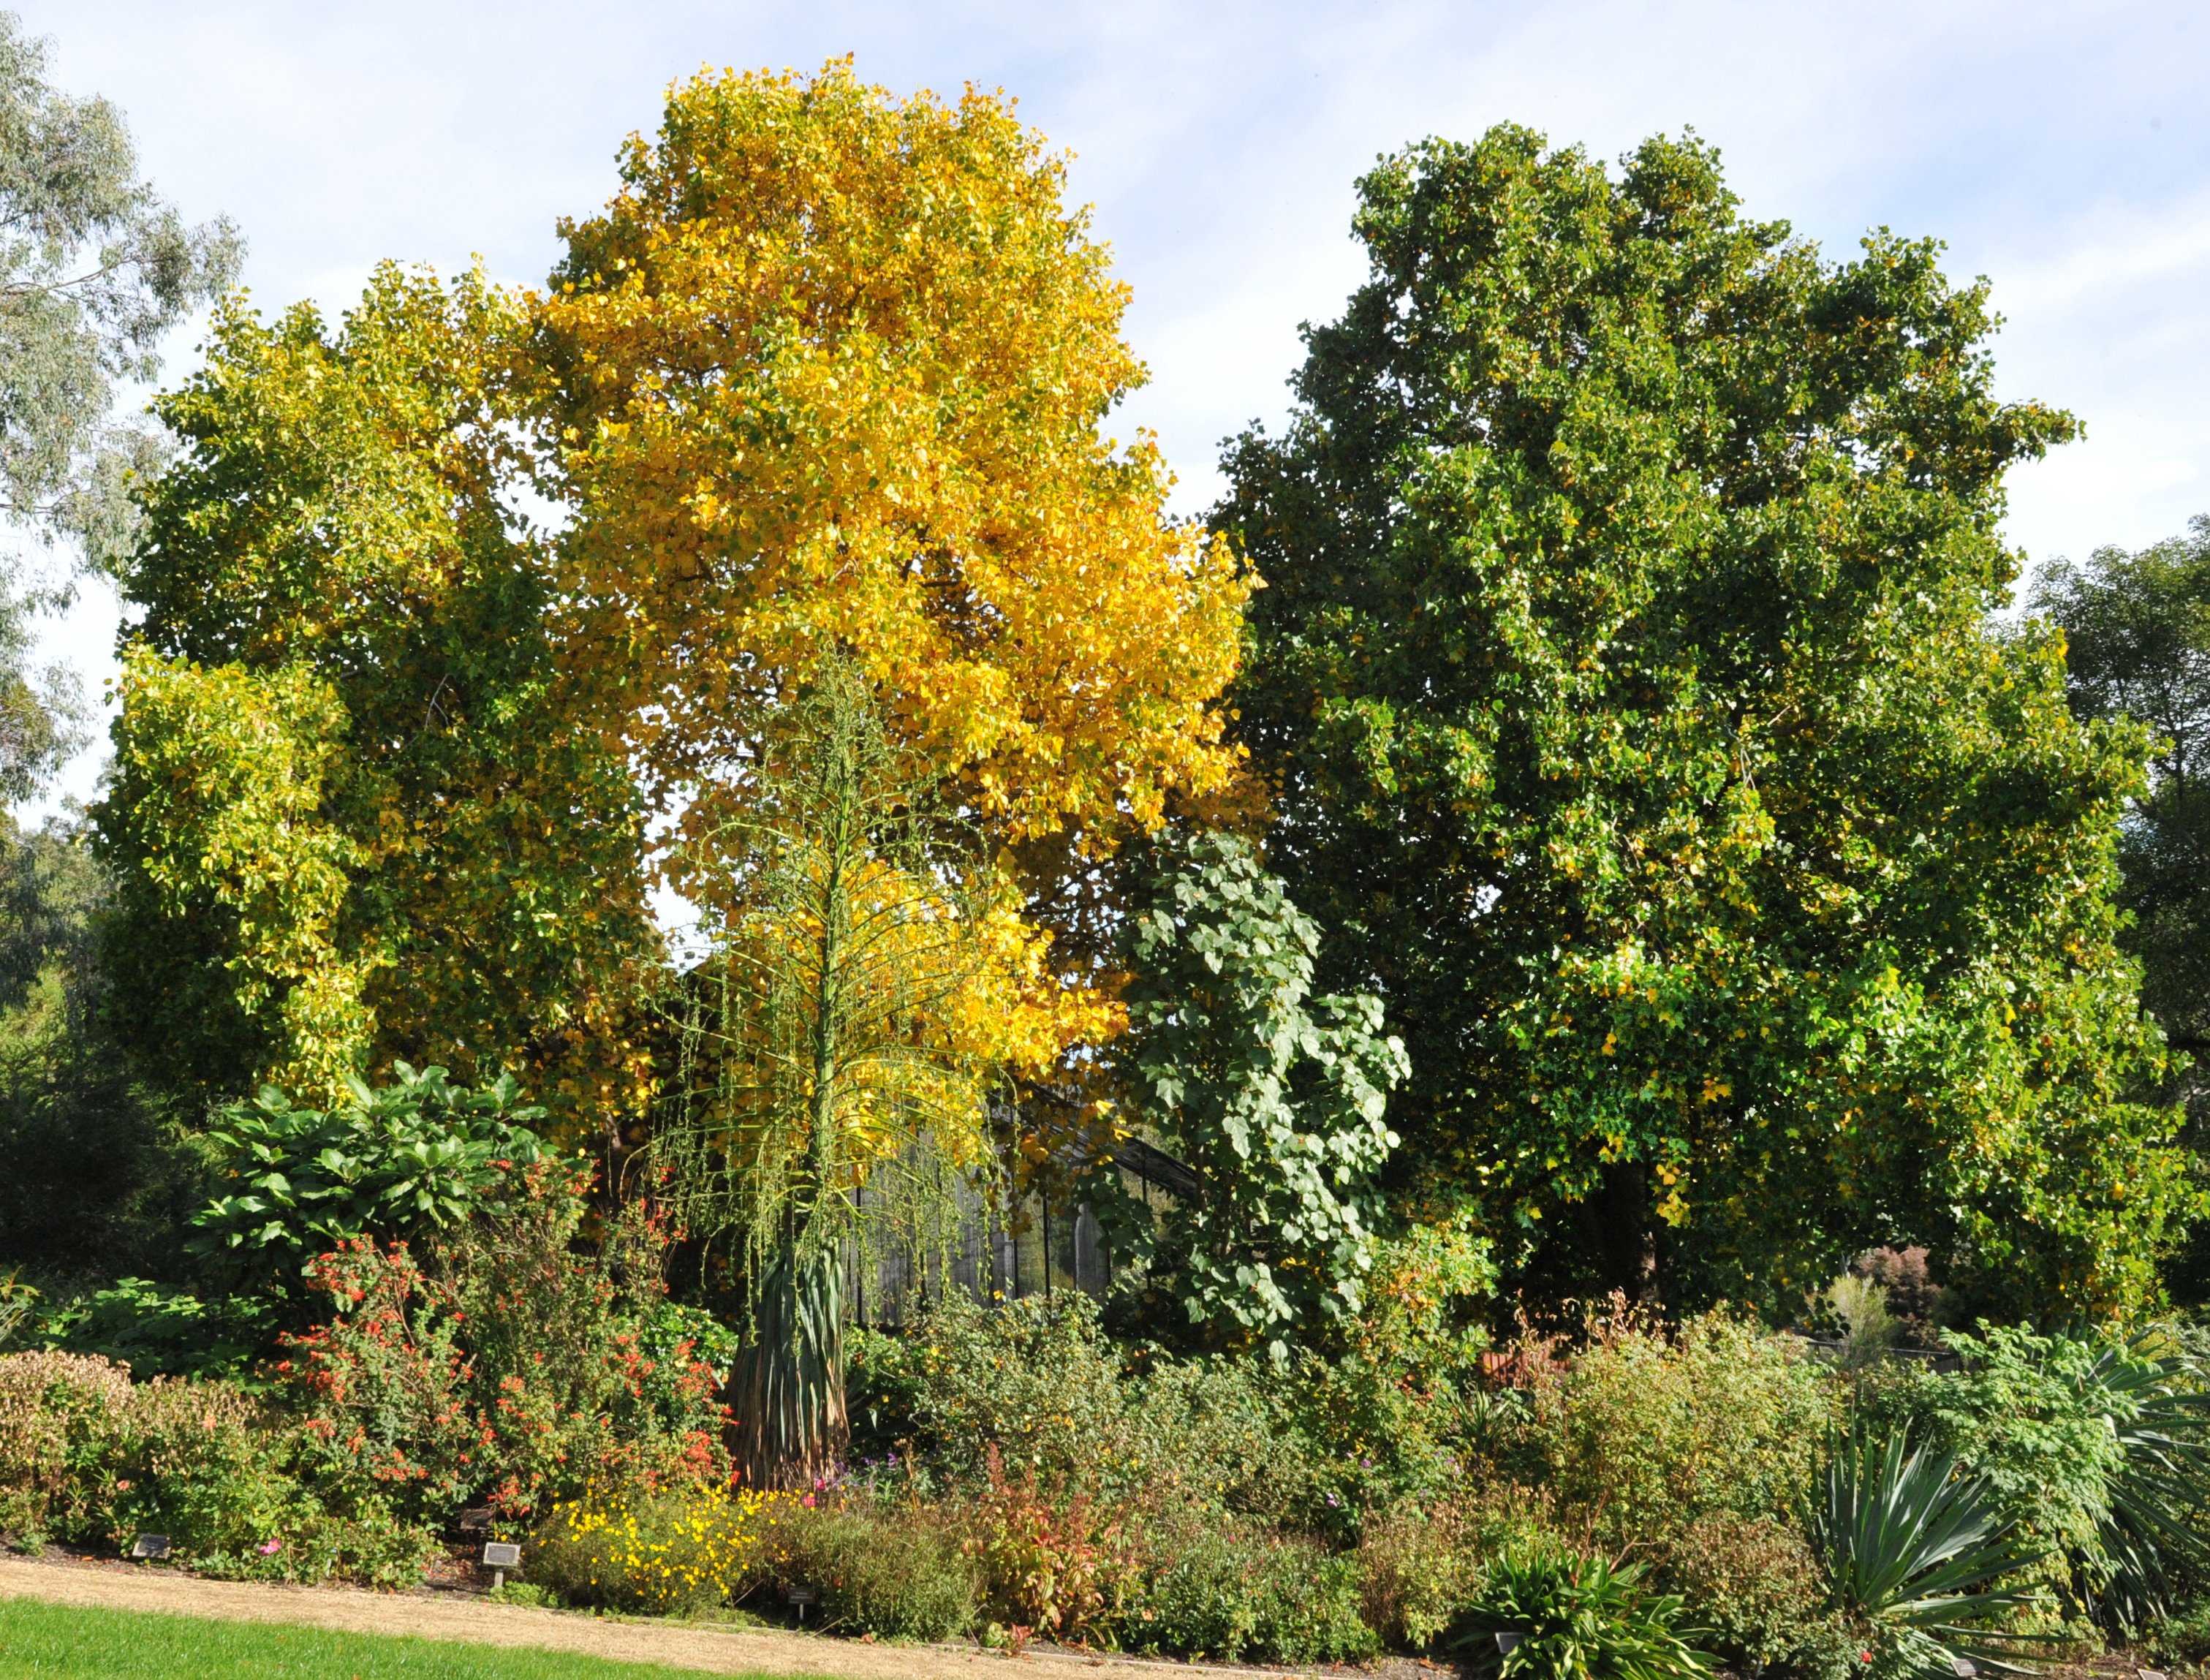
[482,1543,521,1570]
[129,1534,170,1561]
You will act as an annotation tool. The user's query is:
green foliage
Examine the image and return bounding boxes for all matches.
[1526,1309,1841,1553]
[656,655,1010,1491]
[1116,1525,1377,1663]
[847,1291,1299,1521]
[526,1485,773,1615]
[1810,1426,2042,1676]
[1217,121,2184,1317]
[2146,1599,2210,1671]
[1097,830,1407,1356]
[0,817,202,1282]
[1358,1487,1558,1651]
[1452,1547,1710,1680]
[772,1499,980,1641]
[2032,519,2210,1303]
[0,12,238,581]
[274,1172,727,1529]
[0,1350,435,1585]
[29,1278,272,1378]
[1880,1325,2210,1635]
[1266,1222,1496,1527]
[97,263,652,1116]
[192,1063,548,1284]
[1654,1513,1858,1680]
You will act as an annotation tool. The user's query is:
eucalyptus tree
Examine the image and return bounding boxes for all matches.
[0,10,239,792]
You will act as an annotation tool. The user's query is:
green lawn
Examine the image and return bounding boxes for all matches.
[0,1596,798,1679]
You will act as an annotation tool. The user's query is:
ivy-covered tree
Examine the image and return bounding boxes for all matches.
[1091,832,1406,1358]
[1218,124,2185,1318]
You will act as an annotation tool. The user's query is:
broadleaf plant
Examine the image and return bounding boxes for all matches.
[1091,831,1407,1359]
[192,1061,548,1282]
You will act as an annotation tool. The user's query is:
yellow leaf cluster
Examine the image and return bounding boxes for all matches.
[541,61,1249,922]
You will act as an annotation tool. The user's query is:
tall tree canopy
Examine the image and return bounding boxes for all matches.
[2034,520,2210,1302]
[537,60,1250,1053]
[1218,125,2185,1318]
[97,268,654,1116]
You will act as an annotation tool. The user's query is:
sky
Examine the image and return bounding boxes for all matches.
[18,0,2210,812]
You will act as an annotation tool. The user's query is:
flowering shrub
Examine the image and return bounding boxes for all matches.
[273,1238,480,1524]
[528,1483,789,1612]
[0,1350,134,1537]
[274,1173,730,1529]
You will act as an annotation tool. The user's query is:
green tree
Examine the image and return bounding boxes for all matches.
[0,814,199,1281]
[94,266,654,1121]
[1089,832,1406,1358]
[2033,520,2210,1301]
[1217,124,2184,1318]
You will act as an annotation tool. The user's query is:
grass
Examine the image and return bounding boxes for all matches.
[0,1595,801,1679]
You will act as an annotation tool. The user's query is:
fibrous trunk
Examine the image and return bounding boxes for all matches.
[733,1236,847,1489]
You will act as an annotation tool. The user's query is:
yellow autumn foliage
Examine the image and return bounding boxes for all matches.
[540,61,1249,986]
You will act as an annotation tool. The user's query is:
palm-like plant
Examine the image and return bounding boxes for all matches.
[1453,1548,1709,1680]
[1812,1428,2042,1677]
[2062,1334,2210,1636]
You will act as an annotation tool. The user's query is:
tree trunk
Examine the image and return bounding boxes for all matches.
[733,1237,847,1490]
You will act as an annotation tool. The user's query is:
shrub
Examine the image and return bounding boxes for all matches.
[1654,1513,1856,1680]
[191,1063,548,1286]
[1358,1496,1483,1649]
[1873,1324,2210,1635]
[1451,1545,1709,1680]
[1853,1249,1948,1348]
[276,1181,729,1529]
[528,1485,787,1613]
[2148,1598,2210,1670]
[768,1498,979,1641]
[848,1292,1297,1521]
[0,1350,435,1586]
[0,1350,132,1537]
[29,1279,273,1379]
[1116,1518,1377,1664]
[1527,1304,1840,1552]
[1266,1222,1496,1529]
[1357,1480,1558,1651]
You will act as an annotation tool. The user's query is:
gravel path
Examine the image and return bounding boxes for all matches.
[0,1553,1316,1679]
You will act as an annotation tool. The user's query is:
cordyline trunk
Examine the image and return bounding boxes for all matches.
[733,1236,847,1490]
[736,811,853,1492]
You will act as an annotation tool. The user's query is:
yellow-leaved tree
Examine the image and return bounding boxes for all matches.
[538,62,1249,1480]
[538,58,1248,1024]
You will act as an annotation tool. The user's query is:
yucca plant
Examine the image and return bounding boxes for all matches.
[1452,1547,1709,1680]
[1811,1427,2043,1677]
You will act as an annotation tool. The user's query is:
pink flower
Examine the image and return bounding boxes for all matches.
[259,1540,282,1555]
